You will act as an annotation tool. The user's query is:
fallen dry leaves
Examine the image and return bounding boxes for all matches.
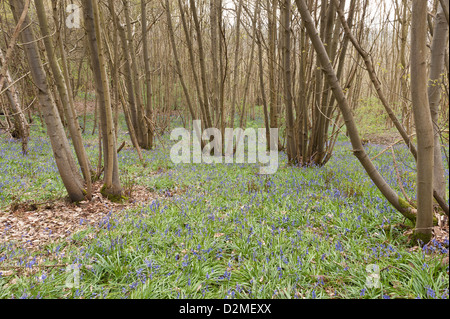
[0,182,162,251]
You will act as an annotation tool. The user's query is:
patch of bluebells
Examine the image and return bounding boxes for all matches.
[0,124,448,300]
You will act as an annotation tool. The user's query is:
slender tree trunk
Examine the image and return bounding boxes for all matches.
[411,0,435,242]
[189,0,213,129]
[0,0,30,92]
[282,0,296,162]
[295,0,417,223]
[0,46,29,154]
[142,0,154,150]
[108,0,139,143]
[83,0,122,199]
[257,14,270,146]
[230,0,243,129]
[210,0,220,125]
[267,0,278,145]
[9,0,85,202]
[333,0,417,160]
[428,2,448,201]
[439,0,449,24]
[35,0,93,200]
[238,0,260,130]
[399,0,411,135]
[165,0,198,122]
[123,0,150,150]
[177,0,207,125]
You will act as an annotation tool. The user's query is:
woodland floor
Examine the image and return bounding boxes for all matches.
[0,112,448,299]
[0,182,163,250]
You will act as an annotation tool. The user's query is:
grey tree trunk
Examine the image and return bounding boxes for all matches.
[295,0,418,223]
[189,0,213,129]
[0,0,29,93]
[428,2,448,202]
[35,0,92,200]
[281,0,295,162]
[141,0,154,150]
[123,0,150,150]
[230,0,243,129]
[411,0,435,243]
[9,0,85,202]
[0,46,29,154]
[267,0,278,143]
[83,0,122,199]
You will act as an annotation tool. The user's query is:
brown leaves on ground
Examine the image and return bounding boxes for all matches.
[0,182,161,251]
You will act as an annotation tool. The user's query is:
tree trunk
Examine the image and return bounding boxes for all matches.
[189,0,213,129]
[230,0,243,129]
[177,0,207,125]
[35,0,93,200]
[257,11,270,146]
[281,0,296,162]
[142,0,154,150]
[428,2,448,202]
[439,0,449,24]
[9,0,85,202]
[210,0,220,125]
[333,0,417,160]
[0,0,30,92]
[295,0,418,223]
[108,0,138,145]
[0,46,29,154]
[123,0,150,150]
[267,0,278,147]
[411,0,435,243]
[82,0,122,200]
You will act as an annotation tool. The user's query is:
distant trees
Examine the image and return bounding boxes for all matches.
[0,0,448,242]
[295,0,418,224]
[0,46,29,154]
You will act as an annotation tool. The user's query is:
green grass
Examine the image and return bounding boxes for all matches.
[0,113,448,299]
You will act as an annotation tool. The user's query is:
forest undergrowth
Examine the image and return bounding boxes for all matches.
[0,113,448,299]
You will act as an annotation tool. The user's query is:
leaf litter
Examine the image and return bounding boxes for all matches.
[0,181,163,251]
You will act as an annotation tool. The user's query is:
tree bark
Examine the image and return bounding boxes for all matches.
[295,0,417,223]
[35,0,92,200]
[411,0,435,242]
[0,46,29,154]
[0,0,30,92]
[230,0,243,129]
[83,0,122,199]
[142,0,154,150]
[267,0,278,141]
[123,0,151,150]
[257,11,270,145]
[282,0,296,162]
[9,0,85,202]
[428,2,448,202]
[333,0,418,160]
[439,0,449,24]
[189,0,213,129]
